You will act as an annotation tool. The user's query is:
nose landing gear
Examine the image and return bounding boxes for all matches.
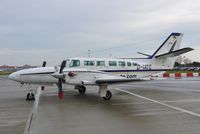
[26,91,35,101]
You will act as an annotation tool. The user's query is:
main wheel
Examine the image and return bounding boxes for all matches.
[78,85,86,94]
[103,90,112,100]
[26,92,35,101]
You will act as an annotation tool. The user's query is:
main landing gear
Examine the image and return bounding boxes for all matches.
[99,85,112,100]
[26,90,35,101]
[75,85,86,94]
[103,90,112,100]
[75,85,112,100]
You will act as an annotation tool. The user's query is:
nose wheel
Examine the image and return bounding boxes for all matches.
[26,91,35,101]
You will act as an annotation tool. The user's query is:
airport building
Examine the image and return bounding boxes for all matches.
[16,64,37,71]
[0,65,37,72]
[0,65,17,72]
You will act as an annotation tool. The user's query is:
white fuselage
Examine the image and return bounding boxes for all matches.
[9,57,169,86]
[66,57,167,78]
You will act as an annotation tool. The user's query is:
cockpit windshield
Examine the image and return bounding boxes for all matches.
[69,60,80,67]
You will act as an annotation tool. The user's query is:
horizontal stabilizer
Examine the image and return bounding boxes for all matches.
[155,47,193,59]
[137,52,151,57]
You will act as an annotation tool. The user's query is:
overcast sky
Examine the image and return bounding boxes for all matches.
[0,0,200,66]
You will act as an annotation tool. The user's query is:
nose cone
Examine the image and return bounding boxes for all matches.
[9,72,20,82]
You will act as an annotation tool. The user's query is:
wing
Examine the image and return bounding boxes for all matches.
[64,68,145,85]
[63,68,147,99]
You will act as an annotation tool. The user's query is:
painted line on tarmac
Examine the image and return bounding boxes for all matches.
[115,88,200,118]
[24,87,41,134]
[112,99,200,106]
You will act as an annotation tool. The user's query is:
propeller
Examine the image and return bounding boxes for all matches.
[42,61,47,67]
[54,60,66,99]
[60,60,66,73]
[41,61,47,91]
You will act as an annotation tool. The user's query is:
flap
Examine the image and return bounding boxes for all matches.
[95,78,142,84]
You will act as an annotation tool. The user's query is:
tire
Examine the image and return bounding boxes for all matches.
[26,93,35,101]
[78,86,86,94]
[103,90,112,100]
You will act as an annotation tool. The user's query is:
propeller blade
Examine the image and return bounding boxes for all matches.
[59,60,66,73]
[58,79,62,92]
[54,66,59,72]
[55,60,66,100]
[57,79,64,99]
[42,61,47,67]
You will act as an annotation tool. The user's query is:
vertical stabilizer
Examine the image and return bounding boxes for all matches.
[151,33,183,68]
[151,33,183,58]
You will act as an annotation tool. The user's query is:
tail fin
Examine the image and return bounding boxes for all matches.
[151,33,193,68]
[151,33,183,58]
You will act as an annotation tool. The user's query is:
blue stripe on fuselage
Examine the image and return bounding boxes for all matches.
[101,69,168,72]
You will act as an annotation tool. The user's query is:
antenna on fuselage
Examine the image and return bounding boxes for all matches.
[109,52,112,58]
[88,49,91,58]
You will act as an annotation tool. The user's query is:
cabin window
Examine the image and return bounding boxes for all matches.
[118,61,126,67]
[69,60,80,67]
[109,61,117,66]
[127,62,132,66]
[84,60,95,66]
[132,62,138,66]
[96,61,105,66]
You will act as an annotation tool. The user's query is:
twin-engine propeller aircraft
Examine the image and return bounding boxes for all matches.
[9,33,193,101]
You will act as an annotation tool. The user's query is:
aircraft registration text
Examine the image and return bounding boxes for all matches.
[137,65,151,70]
